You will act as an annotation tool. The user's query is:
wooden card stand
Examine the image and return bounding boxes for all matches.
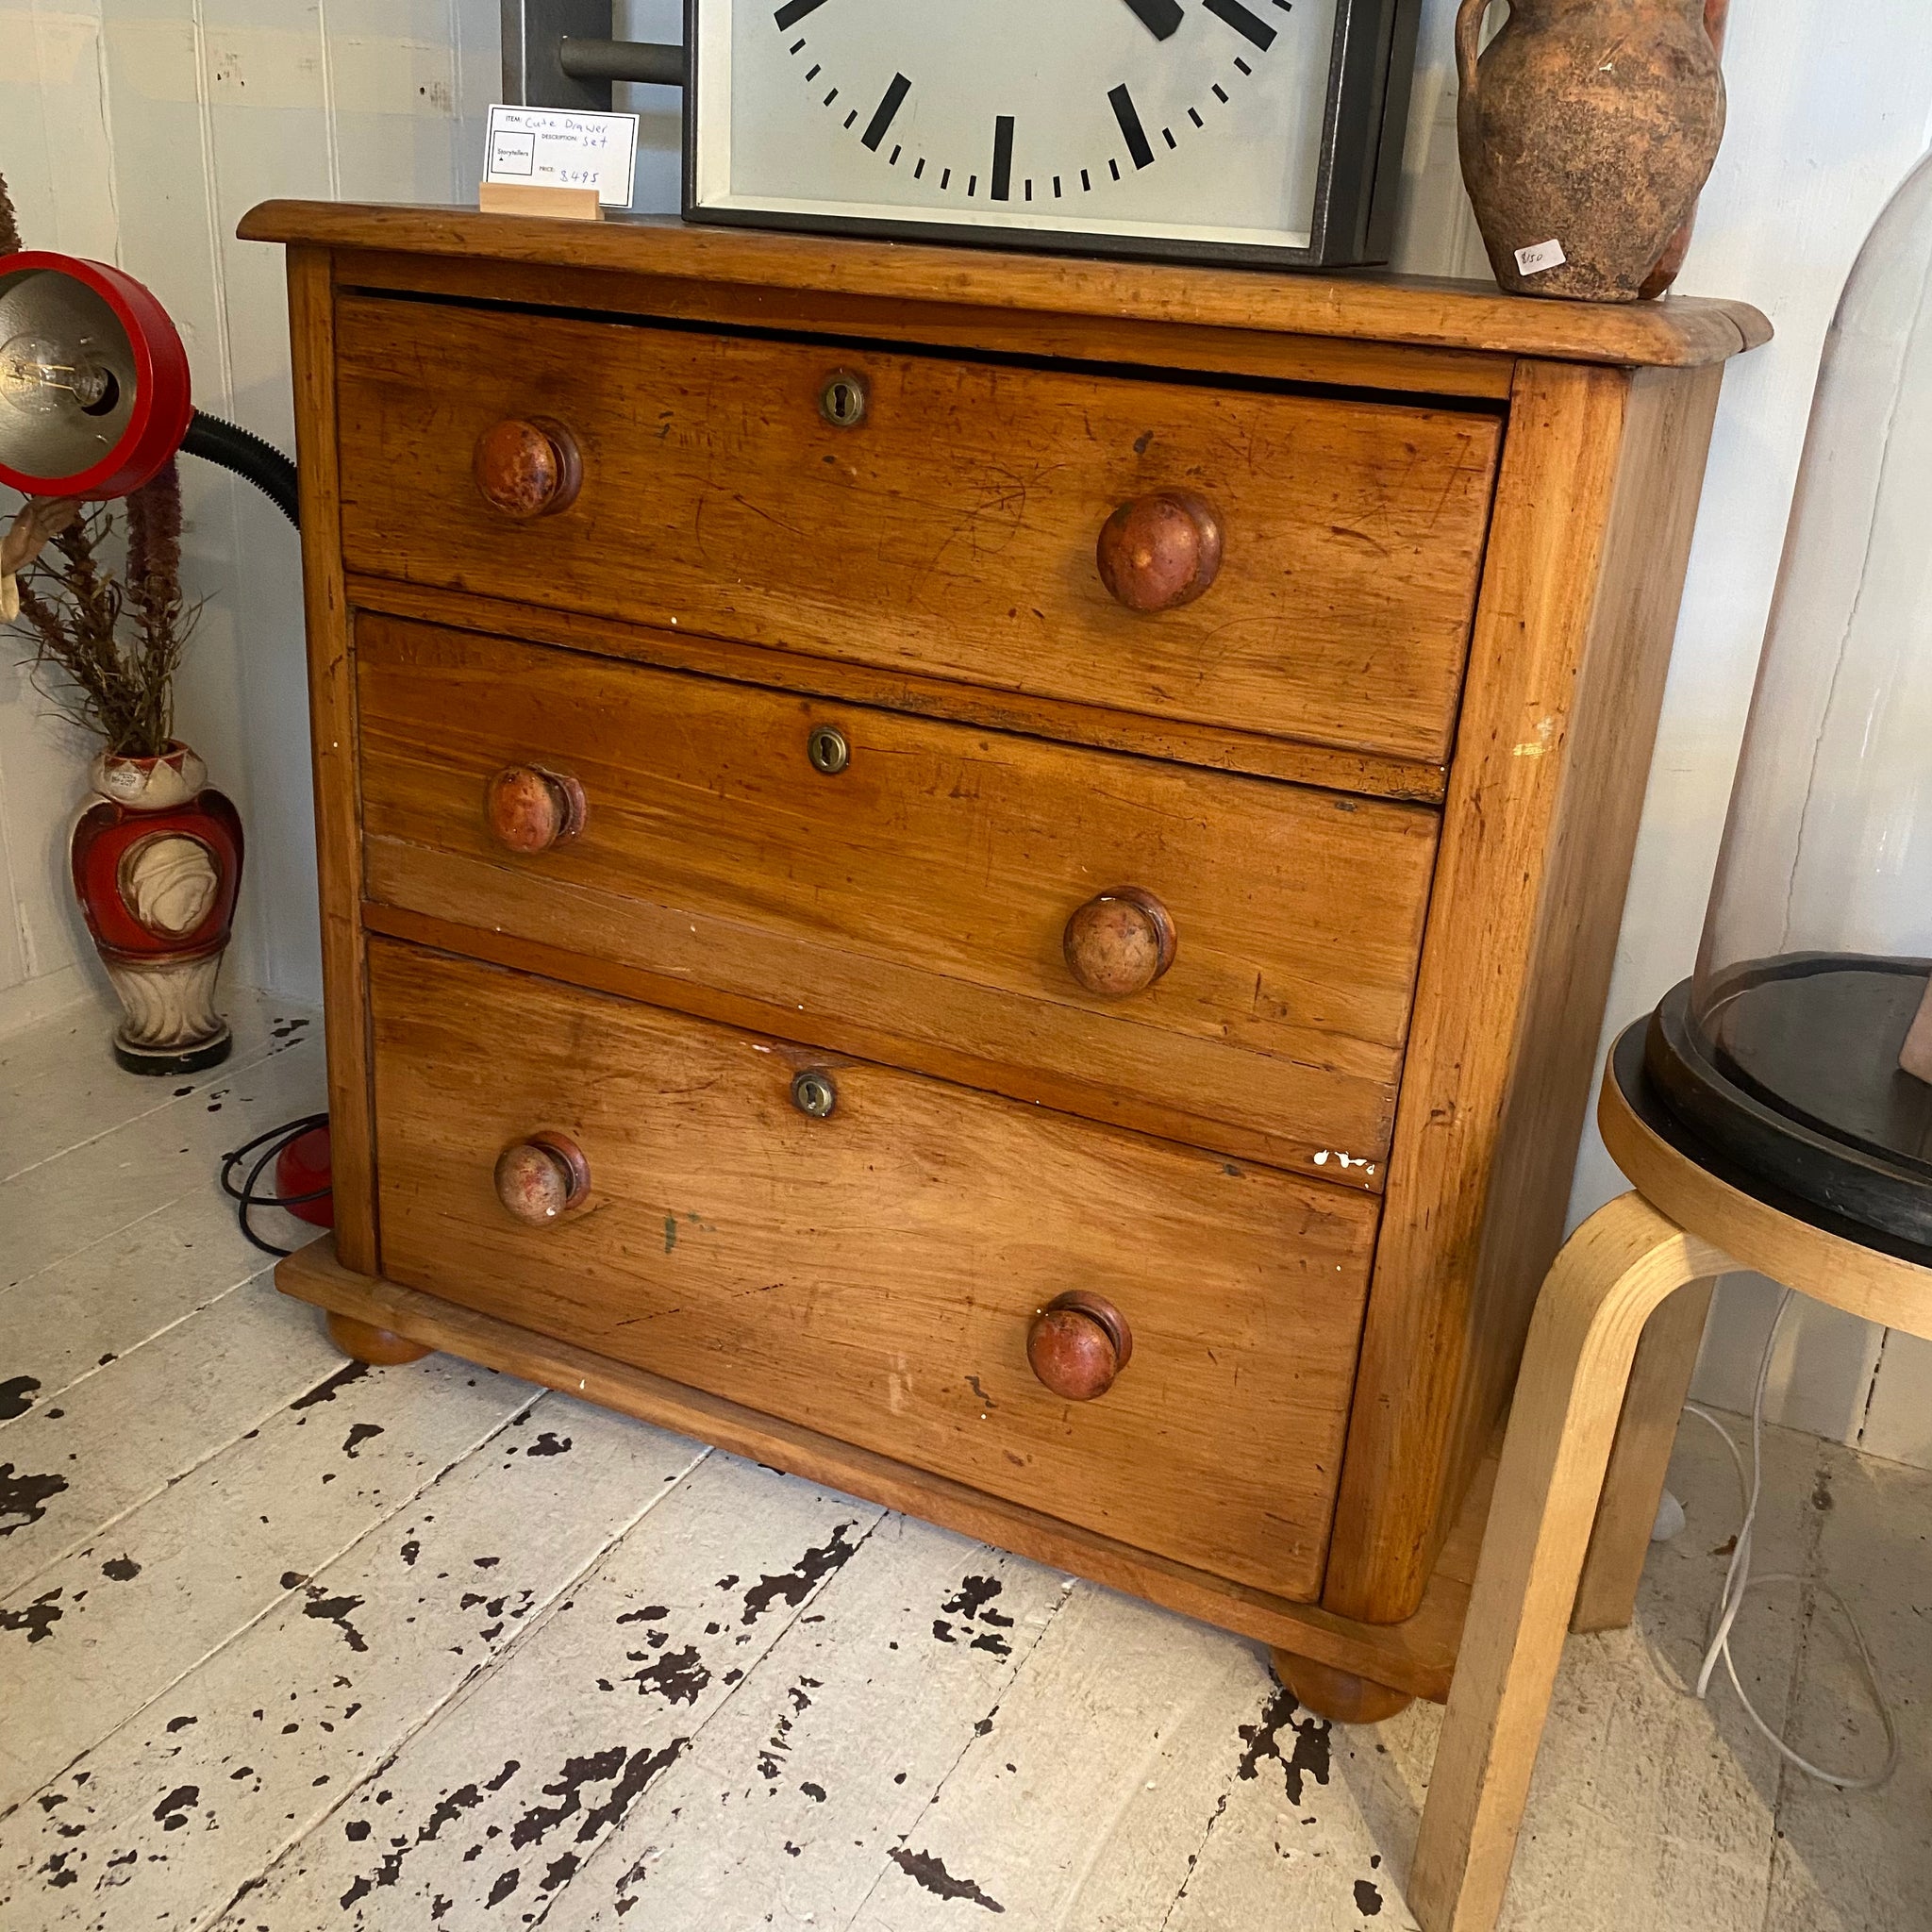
[479,182,602,222]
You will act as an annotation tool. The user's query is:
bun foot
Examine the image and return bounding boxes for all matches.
[325,1310,431,1366]
[1269,1647,1413,1724]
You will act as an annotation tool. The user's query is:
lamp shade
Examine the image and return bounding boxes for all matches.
[0,252,193,499]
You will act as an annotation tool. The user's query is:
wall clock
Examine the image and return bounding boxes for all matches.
[682,0,1422,269]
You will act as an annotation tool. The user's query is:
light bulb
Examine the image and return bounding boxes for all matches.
[0,331,117,417]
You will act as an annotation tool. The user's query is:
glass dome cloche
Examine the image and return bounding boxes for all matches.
[1648,150,1932,1250]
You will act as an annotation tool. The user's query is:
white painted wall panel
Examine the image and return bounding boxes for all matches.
[0,0,496,1031]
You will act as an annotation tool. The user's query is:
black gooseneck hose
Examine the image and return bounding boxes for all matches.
[181,409,300,529]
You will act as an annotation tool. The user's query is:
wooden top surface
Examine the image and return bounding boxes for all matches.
[239,201,1772,369]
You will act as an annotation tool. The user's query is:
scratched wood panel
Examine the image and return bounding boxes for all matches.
[537,1516,1074,1929]
[370,941,1375,1602]
[212,1454,888,1927]
[0,1398,701,1928]
[358,619,1439,1179]
[1,1024,325,1286]
[0,1352,536,1814]
[332,294,1503,763]
[0,1282,344,1600]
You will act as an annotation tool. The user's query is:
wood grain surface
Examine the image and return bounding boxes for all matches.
[330,245,1525,401]
[332,293,1502,762]
[285,248,378,1271]
[1324,360,1727,1624]
[345,575,1453,803]
[238,202,1773,367]
[365,940,1377,1602]
[356,619,1439,1182]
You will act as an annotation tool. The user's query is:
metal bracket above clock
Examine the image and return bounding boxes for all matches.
[501,0,685,108]
[501,0,1423,271]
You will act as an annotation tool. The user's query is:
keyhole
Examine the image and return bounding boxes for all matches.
[791,1070,838,1119]
[819,370,868,428]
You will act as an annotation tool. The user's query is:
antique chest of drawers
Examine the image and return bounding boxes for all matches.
[247,201,1766,1716]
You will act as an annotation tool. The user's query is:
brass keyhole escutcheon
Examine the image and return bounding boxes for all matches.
[807,724,851,775]
[819,370,868,428]
[791,1070,838,1119]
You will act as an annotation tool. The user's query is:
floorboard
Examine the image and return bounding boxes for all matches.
[541,1515,1076,1930]
[0,1349,538,1814]
[3,1015,325,1286]
[0,993,313,1186]
[1,989,1925,1930]
[0,1398,702,1928]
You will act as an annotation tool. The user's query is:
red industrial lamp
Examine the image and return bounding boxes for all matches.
[0,248,296,565]
[0,252,194,500]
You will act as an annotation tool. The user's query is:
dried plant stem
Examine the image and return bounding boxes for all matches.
[9,471,201,758]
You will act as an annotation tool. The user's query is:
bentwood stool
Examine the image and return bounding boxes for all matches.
[1407,1018,1932,1932]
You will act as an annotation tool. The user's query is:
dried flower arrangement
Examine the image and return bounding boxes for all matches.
[0,166,199,759]
[7,468,199,758]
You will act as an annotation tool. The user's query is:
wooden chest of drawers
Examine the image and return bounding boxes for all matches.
[247,201,1766,1715]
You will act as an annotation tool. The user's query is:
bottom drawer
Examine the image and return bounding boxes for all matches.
[368,940,1376,1600]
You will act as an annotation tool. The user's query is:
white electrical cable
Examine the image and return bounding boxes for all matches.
[1674,1287,1899,1791]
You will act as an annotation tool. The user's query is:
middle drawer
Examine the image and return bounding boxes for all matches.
[358,615,1440,1181]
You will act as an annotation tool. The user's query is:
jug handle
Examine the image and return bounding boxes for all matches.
[1456,0,1496,97]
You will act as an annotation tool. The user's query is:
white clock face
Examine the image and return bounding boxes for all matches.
[691,0,1341,252]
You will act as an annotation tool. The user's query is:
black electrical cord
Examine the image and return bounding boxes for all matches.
[220,1112,329,1257]
[185,413,302,1252]
[181,409,300,528]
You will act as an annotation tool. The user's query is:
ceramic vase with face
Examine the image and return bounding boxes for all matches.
[1457,0,1726,301]
[70,741,243,1074]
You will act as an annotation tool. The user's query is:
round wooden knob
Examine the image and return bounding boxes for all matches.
[1027,1292,1133,1402]
[1095,491,1223,611]
[474,417,581,519]
[1063,888,1176,999]
[485,765,586,854]
[493,1134,589,1226]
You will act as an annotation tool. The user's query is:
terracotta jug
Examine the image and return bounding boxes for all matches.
[1457,0,1726,301]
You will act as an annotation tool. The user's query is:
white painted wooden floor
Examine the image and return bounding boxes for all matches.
[2,988,1925,1931]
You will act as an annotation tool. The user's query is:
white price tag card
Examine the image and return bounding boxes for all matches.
[1513,238,1568,277]
[485,106,639,208]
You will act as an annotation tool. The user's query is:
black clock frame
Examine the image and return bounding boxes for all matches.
[680,0,1424,272]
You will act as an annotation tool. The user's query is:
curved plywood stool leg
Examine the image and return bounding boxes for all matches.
[1407,1193,1731,1932]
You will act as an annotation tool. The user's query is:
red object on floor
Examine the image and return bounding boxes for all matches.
[275,1123,334,1228]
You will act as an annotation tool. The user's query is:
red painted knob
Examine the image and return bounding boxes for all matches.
[1095,491,1223,611]
[474,417,581,519]
[1027,1292,1134,1402]
[1063,888,1176,999]
[493,1134,590,1226]
[484,765,586,855]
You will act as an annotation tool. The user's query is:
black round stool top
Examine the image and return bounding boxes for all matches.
[1624,995,1932,1270]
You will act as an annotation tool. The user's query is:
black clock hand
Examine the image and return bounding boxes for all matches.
[1121,0,1184,41]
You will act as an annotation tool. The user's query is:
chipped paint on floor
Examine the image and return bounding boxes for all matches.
[1,991,1926,1929]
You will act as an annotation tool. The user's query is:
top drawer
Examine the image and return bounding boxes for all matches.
[334,294,1502,764]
